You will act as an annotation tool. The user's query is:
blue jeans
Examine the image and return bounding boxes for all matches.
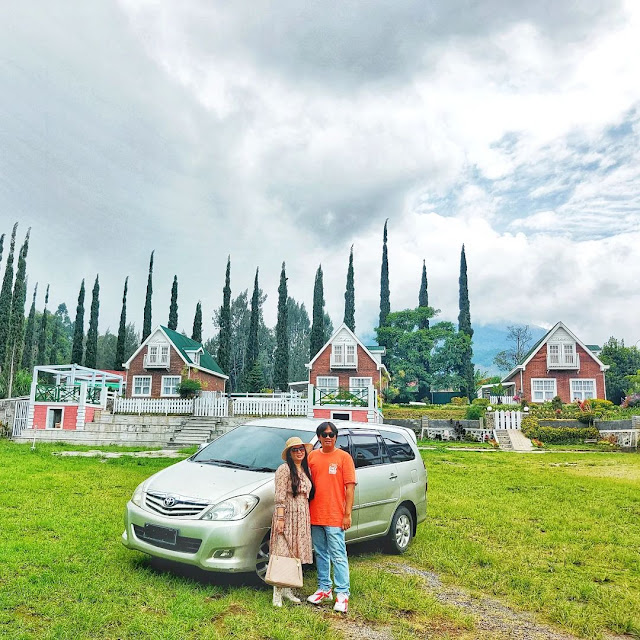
[311,525,350,595]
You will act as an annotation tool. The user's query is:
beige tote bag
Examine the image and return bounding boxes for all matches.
[265,534,303,588]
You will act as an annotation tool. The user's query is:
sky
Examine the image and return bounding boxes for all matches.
[1,0,639,348]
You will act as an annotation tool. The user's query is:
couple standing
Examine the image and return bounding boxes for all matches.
[270,421,356,612]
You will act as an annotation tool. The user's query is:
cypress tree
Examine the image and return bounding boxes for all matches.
[49,308,61,366]
[458,244,475,400]
[114,277,128,370]
[418,259,429,330]
[21,283,38,371]
[217,256,231,375]
[343,245,355,333]
[4,229,30,395]
[37,285,50,366]
[85,275,100,368]
[0,233,4,270]
[309,265,325,360]
[244,268,260,382]
[379,219,390,327]
[71,279,86,364]
[142,250,154,340]
[273,262,289,391]
[0,223,18,366]
[192,301,202,343]
[168,275,178,330]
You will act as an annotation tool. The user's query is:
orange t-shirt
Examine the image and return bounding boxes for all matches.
[308,448,357,527]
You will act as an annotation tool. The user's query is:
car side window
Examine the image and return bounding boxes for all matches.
[350,433,383,468]
[379,429,415,463]
[312,433,351,455]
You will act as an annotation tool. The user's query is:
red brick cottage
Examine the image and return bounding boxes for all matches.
[502,322,609,403]
[123,326,227,398]
[306,323,390,423]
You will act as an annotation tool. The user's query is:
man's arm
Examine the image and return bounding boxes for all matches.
[342,483,355,530]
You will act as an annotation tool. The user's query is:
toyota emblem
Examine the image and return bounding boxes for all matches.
[163,496,176,508]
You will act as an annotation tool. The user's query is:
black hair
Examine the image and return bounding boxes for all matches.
[285,447,315,500]
[316,421,338,438]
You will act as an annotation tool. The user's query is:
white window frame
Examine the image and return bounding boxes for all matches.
[570,379,596,402]
[132,375,152,397]
[548,343,560,365]
[317,376,339,390]
[160,345,170,365]
[161,375,181,397]
[345,344,357,366]
[331,411,352,421]
[531,378,557,403]
[349,376,372,389]
[46,407,65,429]
[332,344,344,365]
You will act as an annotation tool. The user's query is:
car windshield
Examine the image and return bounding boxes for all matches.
[190,426,313,472]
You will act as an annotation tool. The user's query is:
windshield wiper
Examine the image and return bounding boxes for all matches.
[200,459,254,469]
[248,466,276,473]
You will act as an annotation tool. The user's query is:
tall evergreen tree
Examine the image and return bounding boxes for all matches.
[37,285,50,366]
[0,233,5,271]
[273,262,289,391]
[343,245,355,333]
[192,302,202,343]
[21,283,38,371]
[418,260,429,330]
[168,275,178,330]
[71,279,86,364]
[114,277,128,370]
[457,245,475,399]
[85,275,100,368]
[217,256,232,375]
[309,265,325,359]
[142,250,154,340]
[244,268,261,384]
[3,229,30,395]
[287,297,311,382]
[0,223,18,367]
[379,219,390,327]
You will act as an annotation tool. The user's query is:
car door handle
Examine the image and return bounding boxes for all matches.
[389,473,398,480]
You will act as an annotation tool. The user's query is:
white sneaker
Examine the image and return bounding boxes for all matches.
[307,589,333,605]
[283,588,301,604]
[333,593,349,613]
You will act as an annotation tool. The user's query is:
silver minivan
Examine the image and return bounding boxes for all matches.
[122,418,427,578]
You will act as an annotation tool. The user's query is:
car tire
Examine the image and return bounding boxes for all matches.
[387,506,413,554]
[255,532,271,582]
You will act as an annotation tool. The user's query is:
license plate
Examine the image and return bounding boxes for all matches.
[144,523,178,545]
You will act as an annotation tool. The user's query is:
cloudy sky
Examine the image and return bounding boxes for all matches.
[1,0,639,348]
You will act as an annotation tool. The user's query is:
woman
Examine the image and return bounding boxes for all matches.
[270,436,315,607]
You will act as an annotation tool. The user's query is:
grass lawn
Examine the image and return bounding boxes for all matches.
[1,441,639,639]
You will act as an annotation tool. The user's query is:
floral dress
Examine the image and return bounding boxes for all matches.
[269,464,313,564]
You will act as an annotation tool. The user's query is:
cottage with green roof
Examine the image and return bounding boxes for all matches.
[123,326,228,398]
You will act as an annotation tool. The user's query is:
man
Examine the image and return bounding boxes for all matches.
[306,421,356,613]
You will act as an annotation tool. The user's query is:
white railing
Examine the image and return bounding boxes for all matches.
[232,396,308,416]
[113,397,194,414]
[12,399,30,437]
[598,430,639,448]
[488,395,518,405]
[547,353,580,369]
[194,394,228,417]
[494,410,522,430]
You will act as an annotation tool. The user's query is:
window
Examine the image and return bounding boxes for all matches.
[531,378,556,402]
[145,344,170,367]
[332,344,344,365]
[379,429,415,463]
[547,342,578,368]
[148,345,158,362]
[133,376,152,397]
[570,379,596,401]
[331,412,351,421]
[346,344,356,366]
[160,345,169,364]
[351,433,383,468]
[162,376,181,397]
[349,377,372,389]
[317,376,339,390]
[548,344,560,365]
[331,342,357,367]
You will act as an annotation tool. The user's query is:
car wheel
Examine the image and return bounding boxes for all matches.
[255,532,271,582]
[387,506,413,554]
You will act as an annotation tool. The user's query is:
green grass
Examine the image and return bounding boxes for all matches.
[418,439,496,450]
[1,440,639,639]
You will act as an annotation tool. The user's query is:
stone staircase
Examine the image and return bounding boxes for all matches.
[494,429,513,451]
[494,429,535,452]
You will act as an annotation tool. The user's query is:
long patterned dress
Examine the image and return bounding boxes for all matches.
[269,464,313,564]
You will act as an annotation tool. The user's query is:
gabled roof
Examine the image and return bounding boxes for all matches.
[123,326,228,379]
[502,321,609,382]
[306,322,389,376]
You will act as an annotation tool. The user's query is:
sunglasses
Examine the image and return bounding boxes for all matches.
[290,446,306,453]
[320,432,336,438]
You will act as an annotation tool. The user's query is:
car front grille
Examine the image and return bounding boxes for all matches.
[132,524,202,553]
[145,491,209,517]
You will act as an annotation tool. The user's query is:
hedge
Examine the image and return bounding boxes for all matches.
[522,421,599,444]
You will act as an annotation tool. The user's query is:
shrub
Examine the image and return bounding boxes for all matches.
[465,404,485,420]
[523,424,599,444]
[472,398,490,407]
[551,396,563,411]
[451,396,469,406]
[521,415,539,435]
[176,378,202,399]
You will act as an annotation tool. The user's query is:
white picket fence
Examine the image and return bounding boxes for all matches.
[494,410,522,430]
[488,395,518,405]
[112,393,308,418]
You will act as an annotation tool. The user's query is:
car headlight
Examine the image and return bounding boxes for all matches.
[131,481,147,507]
[200,495,259,521]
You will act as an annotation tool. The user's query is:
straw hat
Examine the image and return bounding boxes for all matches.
[281,436,313,460]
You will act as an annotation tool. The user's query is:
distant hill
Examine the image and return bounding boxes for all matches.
[472,324,547,375]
